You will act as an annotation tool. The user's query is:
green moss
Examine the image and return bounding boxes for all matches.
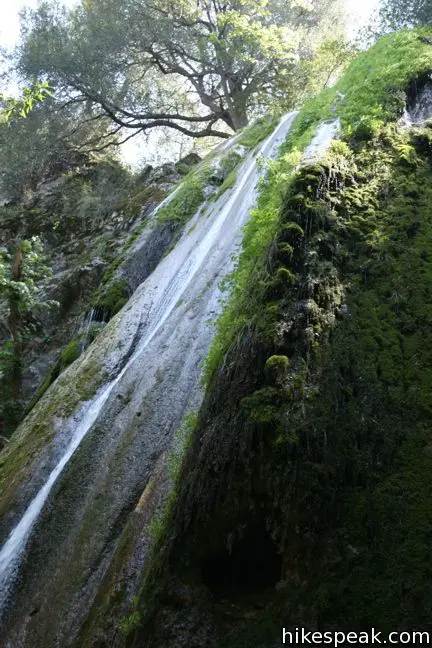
[116,185,166,221]
[238,113,281,149]
[60,339,81,365]
[173,162,190,175]
[0,348,102,519]
[120,609,141,635]
[123,227,143,251]
[168,411,198,481]
[154,147,246,225]
[101,254,125,284]
[120,186,169,253]
[264,355,289,384]
[275,266,297,285]
[27,338,83,412]
[241,386,286,424]
[219,149,243,175]
[93,279,129,318]
[203,26,432,385]
[157,173,206,225]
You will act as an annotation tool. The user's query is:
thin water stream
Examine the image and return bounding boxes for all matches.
[0,112,298,621]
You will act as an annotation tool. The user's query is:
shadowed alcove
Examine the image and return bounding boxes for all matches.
[201,525,282,599]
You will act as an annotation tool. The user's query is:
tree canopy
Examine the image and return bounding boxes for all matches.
[378,0,432,33]
[17,0,346,145]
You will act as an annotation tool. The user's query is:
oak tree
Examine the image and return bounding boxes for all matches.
[18,0,345,144]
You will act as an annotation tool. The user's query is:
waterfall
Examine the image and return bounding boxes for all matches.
[406,80,432,124]
[0,111,298,619]
[301,119,340,164]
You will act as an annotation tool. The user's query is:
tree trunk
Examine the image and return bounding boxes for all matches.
[220,107,249,132]
[230,109,249,130]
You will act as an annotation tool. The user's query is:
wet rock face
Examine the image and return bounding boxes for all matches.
[0,156,191,419]
[121,221,180,293]
[0,115,297,648]
[406,74,432,123]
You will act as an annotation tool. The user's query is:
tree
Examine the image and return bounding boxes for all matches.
[18,0,345,144]
[377,0,432,33]
[295,38,357,102]
[0,96,110,201]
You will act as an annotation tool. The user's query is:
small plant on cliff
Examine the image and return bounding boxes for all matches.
[119,607,141,635]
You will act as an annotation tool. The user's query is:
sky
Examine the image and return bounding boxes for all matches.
[0,0,77,49]
[0,0,380,164]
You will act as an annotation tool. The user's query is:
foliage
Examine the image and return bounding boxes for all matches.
[0,77,62,436]
[0,237,52,316]
[119,608,141,636]
[156,145,247,223]
[116,185,166,223]
[50,161,134,234]
[17,0,346,144]
[0,81,51,123]
[0,94,127,203]
[296,38,357,100]
[0,236,56,434]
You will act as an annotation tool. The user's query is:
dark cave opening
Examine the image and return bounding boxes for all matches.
[201,525,282,598]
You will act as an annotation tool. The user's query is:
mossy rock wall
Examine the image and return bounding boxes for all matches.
[126,29,432,648]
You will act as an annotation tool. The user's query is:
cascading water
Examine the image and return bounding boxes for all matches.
[301,119,340,164]
[405,79,432,124]
[0,112,298,644]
